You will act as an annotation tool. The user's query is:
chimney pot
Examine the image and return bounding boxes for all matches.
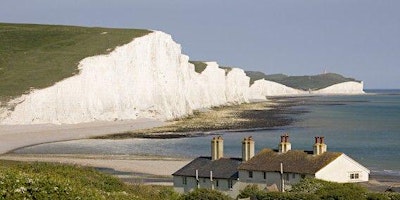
[315,136,319,144]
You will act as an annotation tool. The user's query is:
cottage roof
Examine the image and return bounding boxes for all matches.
[172,156,242,179]
[238,149,342,174]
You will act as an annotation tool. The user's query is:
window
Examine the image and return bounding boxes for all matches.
[263,172,266,179]
[350,173,360,180]
[216,180,219,187]
[203,178,206,183]
[182,177,187,185]
[228,180,233,189]
[292,173,296,179]
[248,171,253,178]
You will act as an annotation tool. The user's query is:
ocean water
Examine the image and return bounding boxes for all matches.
[14,90,400,176]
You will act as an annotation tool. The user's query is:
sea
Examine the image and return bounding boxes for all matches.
[14,89,400,177]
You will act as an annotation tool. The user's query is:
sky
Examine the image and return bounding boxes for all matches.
[0,0,399,89]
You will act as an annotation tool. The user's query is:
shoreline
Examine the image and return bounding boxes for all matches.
[0,118,165,154]
[94,99,306,139]
[2,96,399,192]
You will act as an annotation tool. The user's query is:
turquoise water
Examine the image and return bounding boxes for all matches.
[15,90,400,176]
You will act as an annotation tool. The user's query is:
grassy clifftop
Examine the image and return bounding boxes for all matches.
[189,61,207,73]
[0,23,150,102]
[246,71,361,90]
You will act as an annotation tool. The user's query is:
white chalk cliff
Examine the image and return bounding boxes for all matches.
[0,31,254,124]
[249,79,307,97]
[0,30,364,125]
[312,81,365,95]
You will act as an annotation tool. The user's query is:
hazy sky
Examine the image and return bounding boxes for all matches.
[1,0,399,89]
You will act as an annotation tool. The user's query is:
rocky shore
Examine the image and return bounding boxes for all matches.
[95,98,309,139]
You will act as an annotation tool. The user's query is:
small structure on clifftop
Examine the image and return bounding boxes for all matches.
[172,134,370,198]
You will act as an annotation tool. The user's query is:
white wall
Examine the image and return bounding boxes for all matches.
[315,154,370,183]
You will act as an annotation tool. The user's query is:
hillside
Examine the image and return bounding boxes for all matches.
[0,160,177,199]
[246,71,361,90]
[0,23,150,102]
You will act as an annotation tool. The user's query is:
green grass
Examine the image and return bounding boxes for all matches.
[0,23,151,102]
[189,61,208,73]
[239,178,400,200]
[246,71,361,90]
[0,160,179,200]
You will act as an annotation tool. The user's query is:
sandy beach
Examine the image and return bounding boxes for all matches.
[0,118,165,154]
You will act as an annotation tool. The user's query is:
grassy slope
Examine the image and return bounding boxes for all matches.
[0,23,151,102]
[0,160,178,199]
[246,71,361,90]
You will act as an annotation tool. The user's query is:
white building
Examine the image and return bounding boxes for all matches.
[173,135,370,198]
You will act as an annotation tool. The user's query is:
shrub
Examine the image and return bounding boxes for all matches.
[179,188,232,200]
[238,184,318,200]
[367,193,390,200]
[237,184,261,199]
[0,160,179,200]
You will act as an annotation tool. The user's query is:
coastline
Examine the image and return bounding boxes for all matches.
[0,118,165,154]
[95,99,306,139]
[2,96,399,193]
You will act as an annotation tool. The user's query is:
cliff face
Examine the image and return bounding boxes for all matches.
[0,32,254,124]
[249,79,306,97]
[312,81,365,94]
[0,30,364,125]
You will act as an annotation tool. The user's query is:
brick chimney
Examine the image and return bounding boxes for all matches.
[278,133,291,153]
[211,136,224,160]
[242,136,255,162]
[313,136,327,155]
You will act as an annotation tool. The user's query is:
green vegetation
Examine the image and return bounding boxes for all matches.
[189,61,208,74]
[0,160,179,200]
[245,71,361,90]
[219,66,233,75]
[0,23,151,102]
[180,188,232,200]
[238,178,400,200]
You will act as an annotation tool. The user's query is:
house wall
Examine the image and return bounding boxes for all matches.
[315,154,369,183]
[173,176,240,198]
[238,170,305,191]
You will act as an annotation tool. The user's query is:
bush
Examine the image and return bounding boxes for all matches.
[386,192,400,200]
[0,160,179,200]
[180,188,232,200]
[367,193,390,200]
[238,184,318,200]
[237,184,261,199]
